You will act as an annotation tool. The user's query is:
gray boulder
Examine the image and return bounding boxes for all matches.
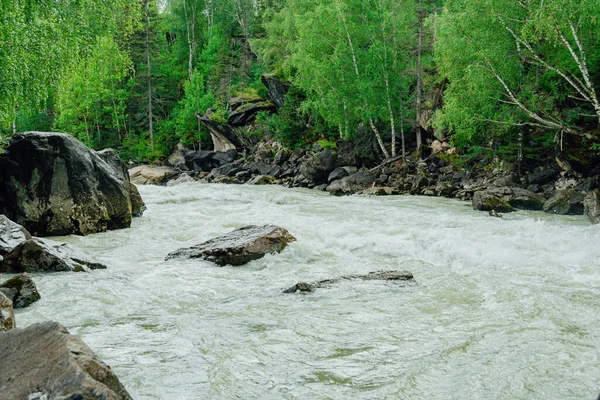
[0,321,132,399]
[0,132,137,236]
[166,225,296,266]
[0,273,41,308]
[97,148,145,217]
[543,189,585,215]
[487,186,545,210]
[327,170,376,195]
[261,75,290,109]
[284,270,414,293]
[129,165,180,185]
[1,238,107,273]
[300,150,338,184]
[0,214,32,256]
[328,167,349,183]
[472,190,514,212]
[584,190,600,224]
[0,292,15,332]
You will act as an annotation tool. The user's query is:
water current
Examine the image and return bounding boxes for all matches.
[17,183,600,399]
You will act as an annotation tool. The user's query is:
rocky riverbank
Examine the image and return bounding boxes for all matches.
[130,140,600,224]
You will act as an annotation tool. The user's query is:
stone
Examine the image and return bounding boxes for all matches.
[431,140,443,154]
[97,149,145,218]
[328,167,349,183]
[0,321,132,399]
[528,168,557,185]
[168,149,187,169]
[283,270,414,293]
[327,170,376,195]
[184,150,219,172]
[472,191,514,213]
[583,190,600,224]
[212,176,242,184]
[0,273,41,308]
[299,150,338,184]
[0,132,136,236]
[261,75,290,109]
[487,186,545,210]
[198,111,242,152]
[359,187,398,196]
[274,149,291,165]
[0,292,15,332]
[166,225,296,266]
[129,165,180,185]
[228,101,277,126]
[1,238,107,273]
[0,214,32,256]
[167,172,195,186]
[543,189,585,215]
[129,183,146,217]
[248,175,276,185]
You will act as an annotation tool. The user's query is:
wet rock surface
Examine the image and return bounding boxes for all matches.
[0,214,32,256]
[0,132,138,236]
[0,321,132,400]
[166,225,296,266]
[0,273,41,308]
[283,270,415,293]
[129,165,181,185]
[0,291,15,332]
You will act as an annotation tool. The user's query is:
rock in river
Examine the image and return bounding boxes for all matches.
[0,273,41,308]
[166,225,296,266]
[284,270,415,293]
[0,291,16,332]
[0,132,138,236]
[0,214,32,256]
[0,321,132,399]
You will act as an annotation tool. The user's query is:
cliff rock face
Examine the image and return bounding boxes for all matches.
[0,321,132,400]
[0,132,140,236]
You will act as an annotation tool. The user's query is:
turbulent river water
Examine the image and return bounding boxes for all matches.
[17,183,600,399]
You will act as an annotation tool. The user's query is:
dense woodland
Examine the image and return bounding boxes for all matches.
[1,0,599,172]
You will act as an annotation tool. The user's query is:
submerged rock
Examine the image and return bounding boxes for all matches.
[0,214,32,256]
[1,238,107,273]
[166,225,296,266]
[284,270,414,293]
[0,292,16,332]
[0,132,137,236]
[0,273,41,308]
[0,321,132,399]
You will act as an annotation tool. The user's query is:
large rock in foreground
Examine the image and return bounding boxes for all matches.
[166,225,296,266]
[0,321,132,400]
[0,292,15,332]
[0,132,138,236]
[1,238,107,273]
[284,270,415,293]
[0,273,41,308]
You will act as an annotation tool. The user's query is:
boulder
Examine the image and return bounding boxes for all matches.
[0,214,32,256]
[487,186,545,210]
[167,172,196,186]
[584,190,600,224]
[97,149,145,218]
[261,75,290,109]
[129,165,180,185]
[212,176,241,185]
[543,189,585,215]
[0,321,132,399]
[328,167,349,183]
[283,270,414,293]
[166,225,296,266]
[528,168,557,185]
[0,292,15,332]
[168,149,187,169]
[228,101,277,126]
[327,170,376,195]
[299,150,338,184]
[0,273,41,308]
[1,238,107,273]
[358,187,398,196]
[472,191,514,212]
[0,132,136,236]
[129,184,146,217]
[197,112,242,152]
[247,175,276,185]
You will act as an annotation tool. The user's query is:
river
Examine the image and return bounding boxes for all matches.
[17,183,600,399]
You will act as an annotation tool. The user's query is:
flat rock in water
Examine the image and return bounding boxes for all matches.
[0,321,132,400]
[1,237,107,273]
[0,292,16,332]
[166,225,296,266]
[284,270,415,293]
[0,273,41,308]
[129,165,181,185]
[0,214,32,256]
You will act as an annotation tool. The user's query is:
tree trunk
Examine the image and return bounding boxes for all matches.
[145,0,154,152]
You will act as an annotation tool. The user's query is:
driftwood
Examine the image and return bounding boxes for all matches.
[283,270,414,293]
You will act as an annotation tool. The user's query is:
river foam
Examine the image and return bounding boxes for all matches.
[17,183,600,399]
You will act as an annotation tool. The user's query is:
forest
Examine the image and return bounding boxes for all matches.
[1,0,599,172]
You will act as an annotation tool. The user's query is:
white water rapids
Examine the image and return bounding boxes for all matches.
[17,183,600,399]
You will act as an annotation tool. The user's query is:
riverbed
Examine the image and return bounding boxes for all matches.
[17,183,600,399]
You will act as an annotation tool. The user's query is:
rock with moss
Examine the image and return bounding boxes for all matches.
[0,291,16,332]
[228,101,277,126]
[0,321,132,399]
[166,225,296,266]
[0,273,40,308]
[0,132,136,236]
[248,175,276,185]
[543,189,585,215]
[299,150,338,184]
[327,170,376,196]
[1,238,107,273]
[472,190,514,212]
